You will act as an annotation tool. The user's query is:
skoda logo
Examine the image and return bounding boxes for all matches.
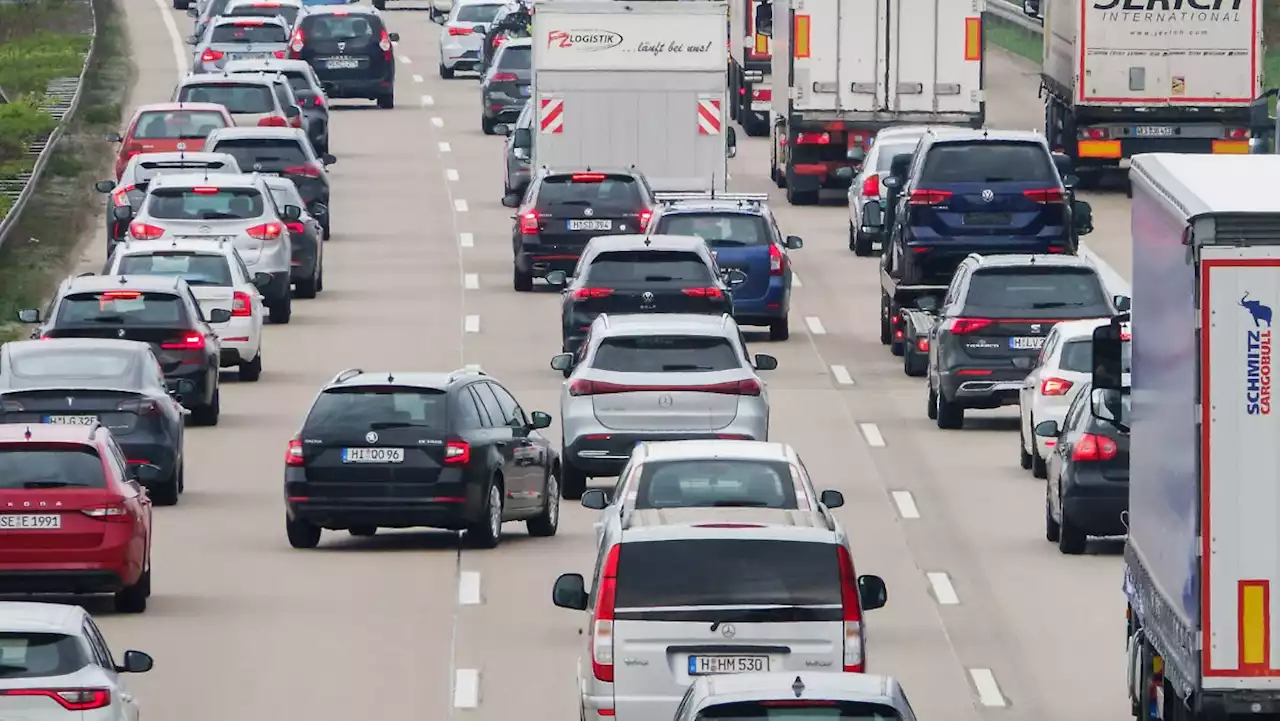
[720,624,736,639]
[981,189,995,203]
[365,431,378,443]
[658,394,673,407]
[583,208,594,216]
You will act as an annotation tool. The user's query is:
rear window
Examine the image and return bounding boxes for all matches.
[9,348,136,380]
[632,459,798,509]
[178,83,274,113]
[615,540,841,607]
[303,387,447,433]
[302,14,380,40]
[964,268,1110,317]
[537,174,642,211]
[117,252,234,287]
[658,213,770,247]
[56,291,187,326]
[584,250,713,284]
[698,702,902,721]
[144,187,265,220]
[131,110,228,140]
[0,633,91,679]
[456,3,501,22]
[228,4,299,24]
[0,447,107,490]
[211,137,309,167]
[921,141,1055,184]
[1059,338,1132,373]
[210,22,288,43]
[873,140,919,170]
[592,335,739,373]
[282,71,314,95]
[496,45,530,70]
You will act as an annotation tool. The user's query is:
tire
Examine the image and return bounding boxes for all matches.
[467,482,504,549]
[526,468,560,537]
[239,350,262,382]
[316,263,324,292]
[113,569,149,614]
[372,0,384,8]
[903,347,925,377]
[269,293,292,324]
[880,295,892,346]
[1058,497,1086,554]
[150,467,180,506]
[172,0,188,7]
[1045,489,1061,543]
[854,228,873,257]
[295,272,318,299]
[561,456,587,500]
[286,515,322,549]
[321,217,331,240]
[349,526,377,537]
[513,266,533,292]
[1032,438,1048,479]
[848,222,858,251]
[786,185,818,206]
[935,387,964,429]
[481,115,496,135]
[376,93,395,109]
[926,384,938,420]
[439,63,455,79]
[1019,424,1033,470]
[769,317,789,341]
[189,387,220,427]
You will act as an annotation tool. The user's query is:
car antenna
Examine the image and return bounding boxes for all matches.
[118,274,127,283]
[23,426,31,441]
[644,236,652,246]
[387,372,395,382]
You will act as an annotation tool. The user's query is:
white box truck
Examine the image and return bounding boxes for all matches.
[1122,153,1280,720]
[768,0,985,205]
[1040,0,1262,186]
[529,1,736,193]
[728,0,773,137]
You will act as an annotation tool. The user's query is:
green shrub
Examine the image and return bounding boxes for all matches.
[0,100,56,166]
[0,31,90,99]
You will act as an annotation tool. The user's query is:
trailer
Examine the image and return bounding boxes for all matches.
[727,0,772,137]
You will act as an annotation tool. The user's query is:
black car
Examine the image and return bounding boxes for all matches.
[289,6,399,108]
[548,234,742,353]
[922,253,1127,429]
[1037,382,1128,554]
[17,274,227,427]
[0,338,189,505]
[203,126,334,238]
[264,175,325,298]
[283,368,560,549]
[504,168,657,291]
[94,151,242,250]
[223,58,332,154]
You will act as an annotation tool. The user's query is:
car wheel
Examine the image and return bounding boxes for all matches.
[513,266,533,292]
[467,481,504,549]
[320,216,331,240]
[561,456,587,500]
[295,273,318,299]
[177,460,185,493]
[372,0,384,8]
[1032,443,1048,479]
[239,351,262,382]
[316,263,324,292]
[151,467,180,506]
[926,383,938,420]
[785,185,817,205]
[1019,422,1033,469]
[269,293,292,324]
[1045,487,1061,542]
[481,114,496,135]
[349,526,377,537]
[880,295,892,345]
[113,569,149,613]
[854,228,873,257]
[935,387,964,429]
[376,93,395,109]
[439,62,455,79]
[1058,493,1086,554]
[189,387,220,427]
[769,316,789,341]
[286,515,322,549]
[526,467,560,537]
[903,346,925,377]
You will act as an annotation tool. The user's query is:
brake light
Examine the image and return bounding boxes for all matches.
[233,18,264,24]
[379,28,392,58]
[288,28,304,56]
[769,242,785,276]
[572,288,613,300]
[283,164,322,178]
[232,291,252,317]
[444,439,470,465]
[1226,128,1249,139]
[1073,432,1118,461]
[192,186,220,194]
[129,222,164,240]
[490,71,518,82]
[908,189,951,205]
[1082,127,1108,140]
[117,398,159,414]
[101,290,141,300]
[681,287,723,299]
[638,209,652,231]
[592,545,620,682]
[861,174,879,197]
[286,438,304,466]
[0,689,111,711]
[246,222,283,240]
[519,211,540,235]
[492,34,504,48]
[568,379,761,396]
[311,94,325,108]
[201,48,224,63]
[570,173,606,182]
[258,116,289,127]
[751,87,772,101]
[1040,377,1073,396]
[111,184,136,207]
[836,545,864,672]
[1023,188,1065,203]
[284,222,305,238]
[916,337,929,352]
[273,50,286,59]
[161,332,205,351]
[82,502,132,523]
[448,26,473,35]
[943,318,992,334]
[795,132,830,144]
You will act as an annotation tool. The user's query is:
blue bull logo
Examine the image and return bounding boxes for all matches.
[1243,293,1273,415]
[1242,292,1273,327]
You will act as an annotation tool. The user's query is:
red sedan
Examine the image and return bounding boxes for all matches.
[108,101,234,179]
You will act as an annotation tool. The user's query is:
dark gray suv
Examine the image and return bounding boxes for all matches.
[480,37,530,135]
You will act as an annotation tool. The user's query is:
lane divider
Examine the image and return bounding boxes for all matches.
[458,570,482,605]
[459,232,474,248]
[446,168,459,181]
[399,55,412,64]
[464,273,479,290]
[422,94,435,106]
[891,491,920,519]
[830,364,853,385]
[804,316,826,335]
[453,669,480,708]
[454,199,469,212]
[858,422,885,447]
[439,141,452,153]
[927,572,960,605]
[464,315,481,333]
[968,669,1007,707]
[792,273,803,288]
[432,117,445,128]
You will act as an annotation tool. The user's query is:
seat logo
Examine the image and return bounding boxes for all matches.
[366,431,379,443]
[1030,324,1041,333]
[117,329,126,338]
[981,189,994,202]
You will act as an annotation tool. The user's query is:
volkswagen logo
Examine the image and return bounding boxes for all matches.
[981,189,995,203]
[117,329,126,338]
[365,431,378,444]
[658,394,673,407]
[67,397,74,407]
[720,624,736,639]
[253,163,263,172]
[583,208,594,216]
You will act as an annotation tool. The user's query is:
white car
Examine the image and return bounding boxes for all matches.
[845,125,936,256]
[436,0,506,77]
[0,602,153,721]
[105,237,269,380]
[1017,318,1131,477]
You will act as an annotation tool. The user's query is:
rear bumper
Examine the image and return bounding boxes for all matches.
[939,367,1027,409]
[515,246,581,277]
[285,475,484,529]
[0,569,127,594]
[1062,473,1128,536]
[319,76,394,99]
[214,317,258,366]
[483,92,527,120]
[116,438,177,483]
[729,282,789,324]
[565,430,765,476]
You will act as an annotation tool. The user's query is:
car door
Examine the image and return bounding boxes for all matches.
[1050,391,1087,508]
[484,381,541,511]
[83,618,138,721]
[466,383,519,508]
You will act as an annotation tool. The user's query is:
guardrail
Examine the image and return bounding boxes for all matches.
[986,0,1045,34]
[0,0,99,249]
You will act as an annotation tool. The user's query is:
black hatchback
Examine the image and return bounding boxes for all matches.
[289,6,398,108]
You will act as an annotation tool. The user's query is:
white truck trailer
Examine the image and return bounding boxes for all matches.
[1122,153,1280,720]
[529,1,736,193]
[727,0,773,137]
[1040,0,1262,187]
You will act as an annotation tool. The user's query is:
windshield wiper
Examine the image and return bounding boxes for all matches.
[643,275,675,282]
[710,239,747,247]
[1031,301,1086,308]
[23,481,91,488]
[368,421,434,430]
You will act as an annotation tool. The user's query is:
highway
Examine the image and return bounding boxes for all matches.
[87,3,1136,719]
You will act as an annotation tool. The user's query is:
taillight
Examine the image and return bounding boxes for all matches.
[519,211,540,235]
[1082,127,1108,140]
[111,184,136,207]
[795,132,830,144]
[568,379,761,397]
[258,116,289,127]
[129,222,164,240]
[273,50,286,58]
[1073,433,1118,461]
[1023,188,1065,203]
[769,242,785,276]
[161,332,205,351]
[232,291,252,317]
[311,94,325,108]
[861,174,879,197]
[201,48,224,63]
[908,189,951,205]
[285,221,305,235]
[0,689,111,711]
[592,545,620,682]
[638,209,652,231]
[943,318,992,335]
[1040,377,1073,396]
[288,28,304,56]
[572,288,613,300]
[285,438,305,466]
[82,502,132,523]
[283,164,322,178]
[681,287,724,299]
[246,222,283,240]
[492,34,504,48]
[490,71,518,82]
[751,87,771,101]
[915,337,929,352]
[836,546,864,672]
[379,28,392,58]
[444,440,470,465]
[117,398,159,414]
[448,26,473,35]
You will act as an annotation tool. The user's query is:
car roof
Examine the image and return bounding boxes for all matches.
[5,337,153,358]
[637,439,794,463]
[696,671,901,706]
[148,171,262,188]
[322,367,489,392]
[1131,153,1280,216]
[927,128,1045,144]
[657,201,766,216]
[0,421,102,445]
[0,601,86,634]
[180,73,277,87]
[302,4,380,16]
[591,313,732,337]
[112,237,238,256]
[622,507,839,540]
[966,253,1094,270]
[262,175,301,191]
[131,102,229,116]
[64,273,188,294]
[227,0,302,7]
[222,58,313,73]
[873,125,936,140]
[586,234,706,252]
[211,13,289,26]
[1051,317,1115,340]
[207,126,307,141]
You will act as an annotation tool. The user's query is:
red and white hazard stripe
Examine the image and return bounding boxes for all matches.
[697,97,721,136]
[540,96,564,134]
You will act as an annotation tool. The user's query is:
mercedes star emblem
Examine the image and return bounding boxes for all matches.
[658,394,673,408]
[583,208,594,216]
[365,431,378,444]
[720,624,736,639]
[981,189,995,203]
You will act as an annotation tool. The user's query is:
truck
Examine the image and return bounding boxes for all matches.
[1117,152,1280,721]
[727,0,772,137]
[1037,0,1263,188]
[768,0,985,206]
[529,1,737,193]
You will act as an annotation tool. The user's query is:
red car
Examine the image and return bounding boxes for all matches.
[108,102,235,179]
[0,423,154,613]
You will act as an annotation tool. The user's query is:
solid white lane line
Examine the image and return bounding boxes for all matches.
[438,141,452,153]
[453,669,480,708]
[446,168,460,181]
[454,199,469,212]
[968,669,1007,707]
[412,73,423,83]
[399,55,412,64]
[459,232,474,248]
[458,571,482,605]
[927,572,960,605]
[891,491,920,519]
[804,316,826,335]
[151,0,189,78]
[432,116,445,128]
[464,315,481,333]
[421,94,435,106]
[464,273,479,290]
[830,365,854,385]
[859,423,886,448]
[792,273,803,288]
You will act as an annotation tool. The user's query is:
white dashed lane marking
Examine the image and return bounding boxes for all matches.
[459,232,474,248]
[792,273,803,288]
[432,116,444,128]
[412,74,423,83]
[446,168,459,181]
[458,571,481,604]
[969,669,1007,707]
[454,199,469,212]
[927,572,960,605]
[830,365,853,385]
[858,423,885,447]
[438,141,451,153]
[399,55,412,64]
[891,491,920,519]
[804,316,826,335]
[421,94,435,106]
[453,669,480,708]
[464,315,481,333]
[464,273,479,290]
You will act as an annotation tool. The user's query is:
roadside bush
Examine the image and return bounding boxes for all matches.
[0,100,56,167]
[0,31,90,99]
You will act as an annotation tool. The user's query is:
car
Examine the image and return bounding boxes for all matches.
[1018,317,1131,478]
[674,672,918,721]
[0,424,156,611]
[113,171,297,322]
[916,253,1127,430]
[287,6,399,109]
[191,16,291,74]
[93,151,242,249]
[0,603,153,717]
[549,236,742,353]
[203,126,334,238]
[434,0,505,78]
[495,99,531,196]
[105,103,234,181]
[503,168,659,293]
[223,57,331,153]
[215,70,310,138]
[262,174,325,297]
[549,313,775,498]
[187,0,237,46]
[550,508,887,721]
[0,339,189,505]
[477,2,529,76]
[283,368,560,549]
[648,193,802,341]
[172,72,297,128]
[102,238,270,381]
[1038,382,1130,554]
[845,125,931,256]
[479,37,530,134]
[223,0,304,28]
[17,275,227,427]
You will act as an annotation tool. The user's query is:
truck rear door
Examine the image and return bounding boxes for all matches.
[788,0,884,113]
[887,0,983,115]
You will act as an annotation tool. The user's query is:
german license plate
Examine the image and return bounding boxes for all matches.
[1134,125,1174,137]
[568,219,612,231]
[0,514,61,530]
[964,212,1011,225]
[230,53,268,61]
[325,56,360,69]
[688,655,769,675]
[44,415,97,425]
[1009,336,1046,350]
[342,447,405,463]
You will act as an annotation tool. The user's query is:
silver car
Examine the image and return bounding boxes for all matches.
[94,151,242,247]
[549,312,776,499]
[845,125,933,257]
[436,0,505,77]
[675,672,918,721]
[496,99,531,196]
[118,172,296,323]
[173,73,294,128]
[190,15,291,74]
[223,0,303,29]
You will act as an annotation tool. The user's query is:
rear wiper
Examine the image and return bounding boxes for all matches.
[556,200,593,207]
[83,315,126,323]
[1031,301,1086,308]
[661,364,712,371]
[254,156,284,163]
[709,499,771,507]
[982,177,1015,182]
[197,212,241,220]
[711,239,747,247]
[709,606,808,631]
[643,275,675,282]
[368,421,433,430]
[23,481,90,488]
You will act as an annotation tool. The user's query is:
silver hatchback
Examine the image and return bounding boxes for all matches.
[191,15,291,74]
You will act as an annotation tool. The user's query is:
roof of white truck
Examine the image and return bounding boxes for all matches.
[1132,153,1280,218]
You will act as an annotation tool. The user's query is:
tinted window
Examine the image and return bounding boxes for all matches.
[0,633,91,679]
[0,447,107,489]
[136,160,236,184]
[145,187,264,220]
[281,72,313,94]
[496,45,530,69]
[921,141,1055,183]
[592,335,739,372]
[227,4,299,24]
[304,387,447,433]
[210,22,289,43]
[487,384,525,427]
[211,137,309,167]
[303,14,380,40]
[537,175,642,211]
[9,348,136,381]
[633,460,798,509]
[56,291,187,326]
[117,252,234,287]
[456,3,501,22]
[964,269,1110,317]
[698,702,901,721]
[659,213,769,247]
[471,384,504,428]
[615,540,841,607]
[874,140,919,170]
[584,251,713,284]
[178,83,274,113]
[1059,338,1132,373]
[132,110,228,140]
[455,391,483,429]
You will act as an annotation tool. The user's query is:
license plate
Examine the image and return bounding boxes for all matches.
[1009,336,1046,350]
[964,212,1011,225]
[1134,125,1174,137]
[0,514,62,530]
[44,415,97,425]
[568,219,612,231]
[342,447,405,463]
[688,655,769,675]
[325,57,360,69]
[230,53,268,61]
[750,100,770,111]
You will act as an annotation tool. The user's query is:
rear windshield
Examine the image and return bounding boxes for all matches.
[211,137,308,167]
[496,45,530,70]
[56,291,187,326]
[302,13,381,40]
[0,447,107,490]
[210,22,288,43]
[267,183,303,208]
[658,213,770,247]
[584,250,713,284]
[131,110,227,140]
[456,3,502,22]
[281,71,313,95]
[136,160,238,184]
[227,4,299,24]
[0,633,91,679]
[633,459,798,509]
[921,141,1055,184]
[615,540,841,607]
[537,174,642,211]
[304,387,447,434]
[964,268,1110,317]
[592,335,739,373]
[178,83,274,113]
[145,187,265,220]
[9,348,136,380]
[874,140,919,170]
[1095,388,1132,426]
[117,252,234,287]
[1060,338,1132,373]
[698,702,902,721]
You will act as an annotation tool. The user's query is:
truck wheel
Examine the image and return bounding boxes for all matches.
[1044,487,1060,542]
[1057,500,1086,554]
[935,389,964,429]
[769,317,789,341]
[879,295,891,345]
[786,185,817,205]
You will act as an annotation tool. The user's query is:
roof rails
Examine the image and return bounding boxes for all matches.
[653,191,768,207]
[449,365,486,381]
[331,368,363,385]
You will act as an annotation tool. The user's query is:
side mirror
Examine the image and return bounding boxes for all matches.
[128,462,164,484]
[888,153,912,182]
[513,127,532,149]
[112,205,134,221]
[281,204,303,221]
[881,176,902,193]
[494,124,511,136]
[725,268,748,287]
[105,132,123,143]
[208,308,232,323]
[753,353,778,371]
[726,127,737,159]
[321,154,336,166]
[1091,316,1129,391]
[307,201,328,218]
[545,270,569,286]
[1113,294,1131,312]
[252,272,272,289]
[284,105,301,118]
[17,308,40,324]
[1063,174,1079,189]
[784,235,802,250]
[550,352,574,372]
[581,488,609,510]
[94,180,115,193]
[501,193,521,208]
[1051,150,1073,177]
[835,166,854,180]
[846,147,867,163]
[860,200,884,230]
[1022,0,1041,18]
[916,295,939,313]
[388,32,400,42]
[857,574,887,611]
[753,1,772,36]
[187,5,198,15]
[1073,199,1094,235]
[118,650,154,674]
[819,489,844,509]
[1090,389,1119,422]
[552,573,589,610]
[1034,420,1061,437]
[185,35,199,45]
[529,410,552,429]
